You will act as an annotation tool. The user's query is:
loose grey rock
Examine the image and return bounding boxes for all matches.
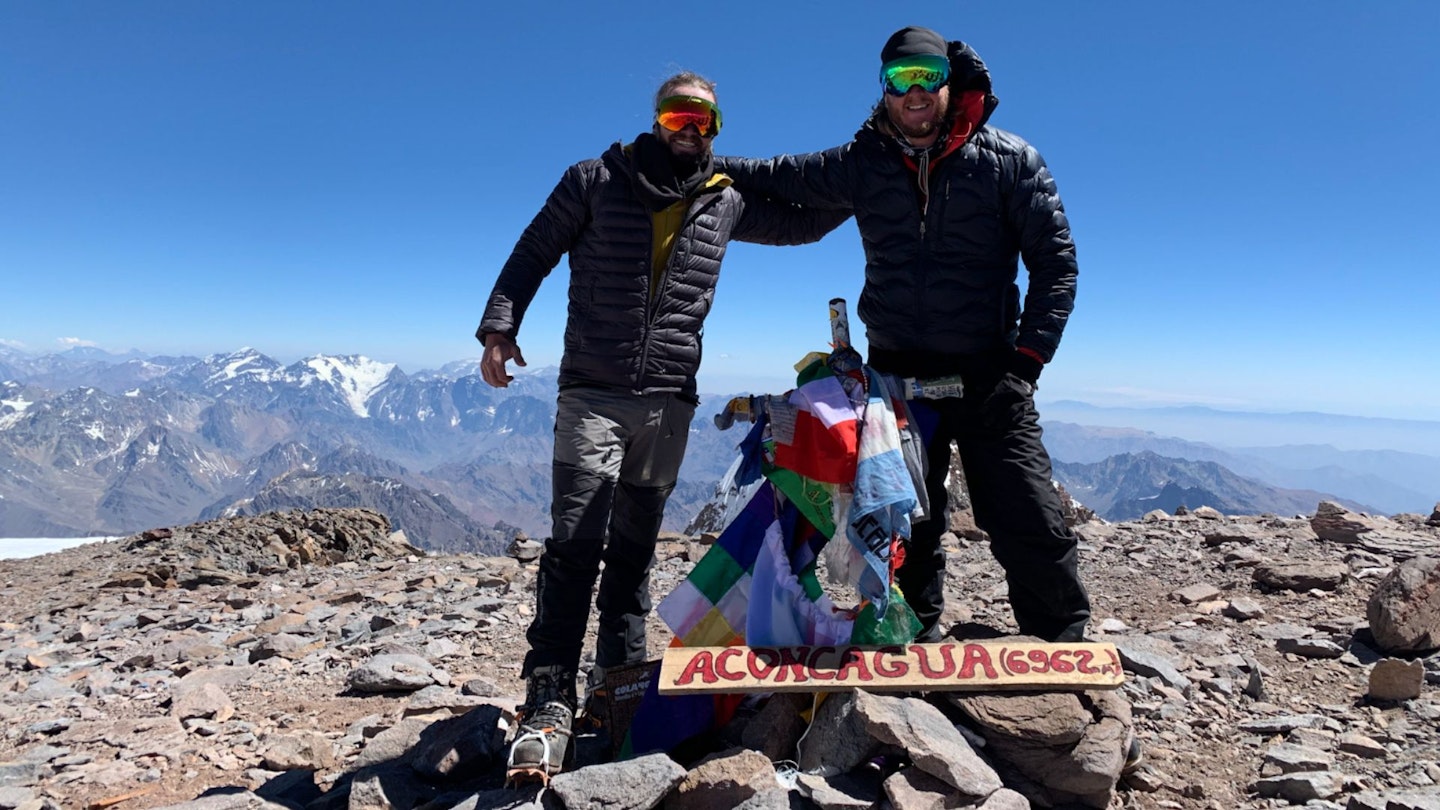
[882,766,958,809]
[1114,641,1192,695]
[348,761,438,810]
[1203,523,1268,546]
[799,692,878,776]
[854,692,1003,799]
[408,706,506,779]
[347,653,445,693]
[259,731,336,771]
[1367,556,1440,653]
[1262,742,1333,774]
[1224,596,1266,620]
[507,538,543,563]
[1311,501,1389,543]
[1254,561,1348,592]
[1337,733,1389,759]
[1347,787,1440,810]
[171,683,235,722]
[976,788,1033,809]
[150,792,296,809]
[1276,636,1347,659]
[1239,715,1328,735]
[1254,771,1341,802]
[732,788,791,810]
[550,753,685,810]
[0,786,35,809]
[952,688,1130,806]
[1370,658,1426,702]
[665,748,776,810]
[1173,583,1222,604]
[795,772,881,809]
[739,692,809,763]
[352,718,434,769]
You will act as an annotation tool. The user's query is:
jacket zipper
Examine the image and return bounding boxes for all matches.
[637,194,719,391]
[917,150,930,238]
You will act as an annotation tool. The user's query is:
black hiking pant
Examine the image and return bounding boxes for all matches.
[521,387,695,681]
[871,348,1091,643]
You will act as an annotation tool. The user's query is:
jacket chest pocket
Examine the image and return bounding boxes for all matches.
[934,167,1004,251]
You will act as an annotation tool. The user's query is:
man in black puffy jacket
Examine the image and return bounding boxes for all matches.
[477,72,845,778]
[716,27,1090,646]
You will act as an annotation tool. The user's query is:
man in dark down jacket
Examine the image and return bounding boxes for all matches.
[716,27,1091,647]
[477,72,845,778]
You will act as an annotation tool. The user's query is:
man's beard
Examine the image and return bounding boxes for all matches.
[890,98,949,141]
[668,143,709,172]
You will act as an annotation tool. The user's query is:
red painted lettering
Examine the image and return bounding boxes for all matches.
[1027,648,1051,673]
[774,647,810,683]
[1105,649,1121,674]
[748,648,778,680]
[1050,650,1076,674]
[807,646,836,680]
[715,647,745,681]
[1003,647,1028,675]
[835,646,873,681]
[872,646,908,678]
[911,643,956,678]
[676,650,717,685]
[960,644,999,679]
[1074,649,1096,674]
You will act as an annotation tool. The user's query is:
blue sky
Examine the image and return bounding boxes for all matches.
[3,3,1438,420]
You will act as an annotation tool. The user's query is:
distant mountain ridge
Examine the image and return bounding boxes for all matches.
[1051,450,1369,521]
[2,345,1428,546]
[0,347,563,549]
[0,346,733,549]
[1040,420,1437,515]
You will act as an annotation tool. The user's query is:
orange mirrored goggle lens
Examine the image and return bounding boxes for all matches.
[655,95,722,138]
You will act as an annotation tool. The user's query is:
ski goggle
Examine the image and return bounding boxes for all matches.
[880,54,950,96]
[655,95,722,138]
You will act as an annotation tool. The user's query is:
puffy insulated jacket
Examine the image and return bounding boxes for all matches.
[479,141,847,398]
[714,41,1077,367]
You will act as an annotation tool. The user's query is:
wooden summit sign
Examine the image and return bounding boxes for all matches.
[658,642,1124,694]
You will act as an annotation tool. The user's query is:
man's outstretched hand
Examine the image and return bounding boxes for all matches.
[480,333,526,388]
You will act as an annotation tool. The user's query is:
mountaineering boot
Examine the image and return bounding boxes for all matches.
[506,665,576,784]
[577,664,608,733]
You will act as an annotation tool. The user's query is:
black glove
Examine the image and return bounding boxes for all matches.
[1008,350,1043,386]
[980,372,1033,429]
[981,350,1042,430]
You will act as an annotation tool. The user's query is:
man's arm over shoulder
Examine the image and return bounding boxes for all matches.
[730,188,852,246]
[1004,135,1077,363]
[714,143,857,210]
[477,162,594,341]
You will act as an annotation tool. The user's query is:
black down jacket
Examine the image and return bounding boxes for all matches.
[479,141,847,398]
[715,41,1078,367]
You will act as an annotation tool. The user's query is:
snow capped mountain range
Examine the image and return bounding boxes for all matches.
[3,344,1414,548]
[0,346,569,548]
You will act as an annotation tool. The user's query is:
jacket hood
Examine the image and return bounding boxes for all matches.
[860,39,1000,147]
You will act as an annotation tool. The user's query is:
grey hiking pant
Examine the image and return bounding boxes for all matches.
[521,386,695,680]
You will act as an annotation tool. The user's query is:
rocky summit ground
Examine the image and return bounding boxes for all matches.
[3,503,1440,810]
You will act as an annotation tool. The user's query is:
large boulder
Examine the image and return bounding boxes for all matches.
[949,686,1133,808]
[1366,556,1440,653]
[1310,501,1389,544]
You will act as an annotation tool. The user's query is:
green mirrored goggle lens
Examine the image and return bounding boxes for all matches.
[880,54,950,96]
[655,95,722,137]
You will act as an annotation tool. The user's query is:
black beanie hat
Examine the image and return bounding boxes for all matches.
[880,26,947,64]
